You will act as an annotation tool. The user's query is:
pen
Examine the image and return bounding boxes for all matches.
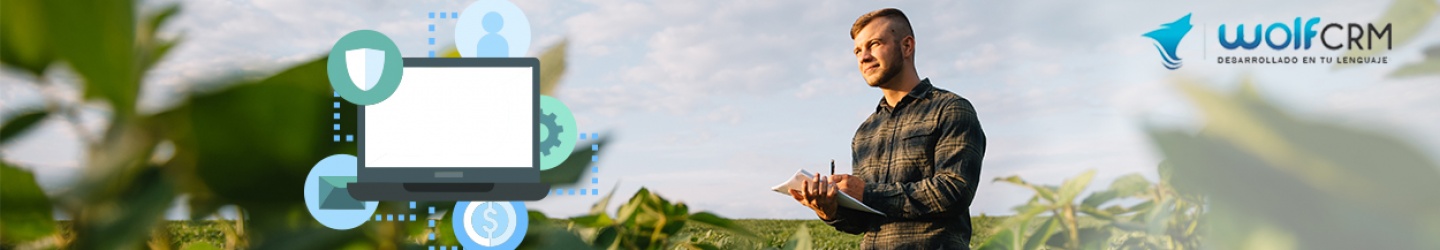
[830,159,835,176]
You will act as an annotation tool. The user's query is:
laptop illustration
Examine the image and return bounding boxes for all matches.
[348,57,551,201]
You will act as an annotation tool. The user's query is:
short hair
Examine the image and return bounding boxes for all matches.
[850,8,914,40]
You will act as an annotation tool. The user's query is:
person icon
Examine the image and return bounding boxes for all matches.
[455,0,530,57]
[475,12,509,57]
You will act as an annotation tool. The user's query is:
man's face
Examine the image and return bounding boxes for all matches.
[853,19,906,87]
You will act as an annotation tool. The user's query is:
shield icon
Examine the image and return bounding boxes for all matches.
[345,48,385,91]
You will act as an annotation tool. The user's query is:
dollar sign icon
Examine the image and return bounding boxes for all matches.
[481,202,499,238]
[456,201,527,249]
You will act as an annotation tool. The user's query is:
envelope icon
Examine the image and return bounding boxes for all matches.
[318,176,364,210]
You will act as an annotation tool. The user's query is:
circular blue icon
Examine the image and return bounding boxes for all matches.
[455,0,530,57]
[303,154,378,229]
[453,201,529,249]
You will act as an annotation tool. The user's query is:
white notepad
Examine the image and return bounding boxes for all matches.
[772,169,886,216]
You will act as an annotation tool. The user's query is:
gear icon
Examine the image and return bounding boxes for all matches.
[539,111,563,156]
[537,95,577,170]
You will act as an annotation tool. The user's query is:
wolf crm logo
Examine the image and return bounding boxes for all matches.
[345,48,385,91]
[1144,13,1193,70]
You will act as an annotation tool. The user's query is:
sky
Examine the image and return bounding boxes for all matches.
[3,0,1439,220]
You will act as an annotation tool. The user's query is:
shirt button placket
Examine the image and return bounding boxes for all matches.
[884,113,900,182]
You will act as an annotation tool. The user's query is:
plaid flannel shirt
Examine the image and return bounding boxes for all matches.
[824,79,986,250]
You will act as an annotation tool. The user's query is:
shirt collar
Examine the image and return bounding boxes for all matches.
[876,78,933,112]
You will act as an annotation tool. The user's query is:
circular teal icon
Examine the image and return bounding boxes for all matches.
[453,201,528,249]
[303,154,378,230]
[455,0,531,57]
[327,30,403,105]
[538,95,576,170]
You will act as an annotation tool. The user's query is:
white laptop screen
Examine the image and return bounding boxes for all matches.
[363,66,534,168]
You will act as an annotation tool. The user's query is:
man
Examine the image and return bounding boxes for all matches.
[789,8,986,249]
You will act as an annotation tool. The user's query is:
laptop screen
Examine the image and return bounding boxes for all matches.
[362,66,534,168]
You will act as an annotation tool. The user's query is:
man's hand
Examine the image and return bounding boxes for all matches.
[789,173,839,220]
[832,174,865,202]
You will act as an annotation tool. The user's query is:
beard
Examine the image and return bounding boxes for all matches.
[865,47,905,87]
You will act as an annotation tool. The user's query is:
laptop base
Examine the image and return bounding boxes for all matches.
[347,182,551,201]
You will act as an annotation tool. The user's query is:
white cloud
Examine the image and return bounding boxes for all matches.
[553,1,890,115]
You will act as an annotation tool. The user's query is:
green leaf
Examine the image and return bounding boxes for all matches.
[0,0,55,75]
[539,39,568,96]
[1082,173,1152,208]
[689,212,759,239]
[1057,169,1096,204]
[592,227,620,249]
[144,56,353,240]
[981,200,1050,250]
[431,203,461,246]
[1172,79,1440,210]
[1079,190,1119,209]
[1389,58,1440,77]
[590,183,620,215]
[1125,200,1156,215]
[528,209,550,222]
[1152,79,1440,249]
[994,175,1059,203]
[1334,0,1439,68]
[169,57,350,205]
[631,189,688,237]
[138,4,181,71]
[615,188,650,226]
[1023,217,1059,250]
[1145,199,1175,236]
[1067,227,1114,250]
[518,210,593,250]
[1108,173,1152,197]
[781,225,812,250]
[1077,205,1116,221]
[145,108,225,222]
[541,134,610,185]
[1082,227,1111,250]
[42,0,141,117]
[977,227,1018,250]
[440,44,461,58]
[1388,45,1440,78]
[0,162,57,244]
[1012,201,1050,223]
[1,110,48,145]
[140,4,179,42]
[1112,221,1149,232]
[143,38,181,72]
[68,167,177,249]
[571,214,617,228]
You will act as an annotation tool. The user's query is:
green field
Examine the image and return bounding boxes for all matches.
[132,216,1006,249]
[672,216,1005,249]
